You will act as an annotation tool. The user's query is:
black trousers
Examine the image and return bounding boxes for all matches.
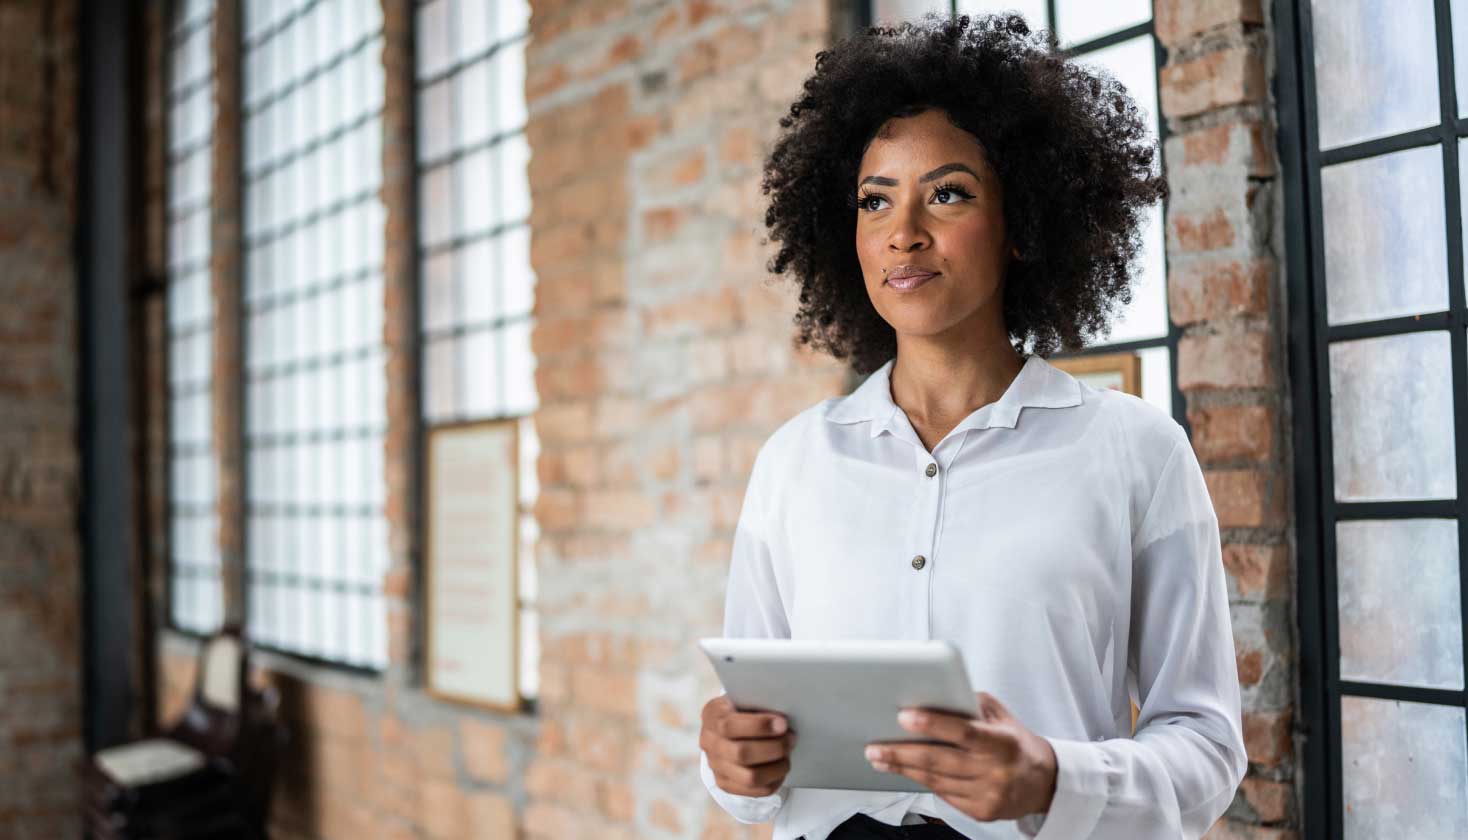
[813,812,971,839]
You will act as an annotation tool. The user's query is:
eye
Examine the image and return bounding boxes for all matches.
[932,182,975,205]
[856,191,888,212]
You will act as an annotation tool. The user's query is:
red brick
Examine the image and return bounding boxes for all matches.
[1155,0,1265,47]
[1243,710,1292,768]
[1204,468,1286,528]
[1159,45,1268,118]
[1240,776,1294,823]
[459,717,510,784]
[1187,404,1275,462]
[1178,329,1273,390]
[1222,543,1290,601]
[1169,258,1272,325]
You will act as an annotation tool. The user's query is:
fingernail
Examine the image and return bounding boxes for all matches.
[772,718,786,734]
[864,746,880,760]
[899,710,921,727]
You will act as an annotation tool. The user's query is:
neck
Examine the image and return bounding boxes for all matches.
[889,321,1025,426]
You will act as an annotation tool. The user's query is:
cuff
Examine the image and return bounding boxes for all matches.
[698,748,785,825]
[1027,736,1109,840]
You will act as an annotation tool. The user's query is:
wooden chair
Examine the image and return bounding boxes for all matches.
[83,626,285,840]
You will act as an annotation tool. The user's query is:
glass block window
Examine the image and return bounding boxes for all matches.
[414,0,540,699]
[167,0,223,635]
[869,1,1175,419]
[1284,0,1468,835]
[241,0,388,668]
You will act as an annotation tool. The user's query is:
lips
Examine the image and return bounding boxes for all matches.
[885,271,937,291]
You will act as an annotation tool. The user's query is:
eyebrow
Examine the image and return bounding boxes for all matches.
[859,162,982,188]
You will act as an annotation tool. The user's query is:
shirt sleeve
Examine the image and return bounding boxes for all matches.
[1018,436,1248,839]
[699,442,793,824]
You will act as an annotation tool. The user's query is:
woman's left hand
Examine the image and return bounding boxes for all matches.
[864,691,1057,823]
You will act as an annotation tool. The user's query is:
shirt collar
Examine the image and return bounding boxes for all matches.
[825,354,1084,437]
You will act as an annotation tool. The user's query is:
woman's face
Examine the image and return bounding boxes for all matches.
[854,108,1012,344]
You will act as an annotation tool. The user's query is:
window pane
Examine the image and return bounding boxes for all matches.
[242,0,388,669]
[1073,35,1158,143]
[1056,0,1149,47]
[956,0,1047,30]
[1328,331,1456,502]
[1310,0,1440,149]
[1322,145,1448,325]
[1104,202,1166,343]
[1340,697,1468,839]
[1337,519,1464,690]
[875,0,951,25]
[1455,0,1468,116]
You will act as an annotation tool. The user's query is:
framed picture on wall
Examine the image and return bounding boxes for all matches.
[1051,351,1143,398]
[425,419,521,711]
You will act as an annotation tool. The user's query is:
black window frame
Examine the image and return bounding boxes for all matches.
[1278,0,1468,837]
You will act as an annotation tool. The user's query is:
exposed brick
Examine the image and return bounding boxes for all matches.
[1204,469,1287,528]
[458,717,510,784]
[1242,709,1293,769]
[1188,404,1275,462]
[1159,45,1268,119]
[1222,543,1290,601]
[1178,329,1273,390]
[1169,259,1272,326]
[1239,777,1294,823]
[1155,0,1265,47]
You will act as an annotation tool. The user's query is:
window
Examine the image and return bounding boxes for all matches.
[166,0,223,634]
[414,0,540,698]
[1282,0,1468,835]
[869,0,1178,420]
[241,0,389,668]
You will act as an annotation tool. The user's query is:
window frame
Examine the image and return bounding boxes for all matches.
[1279,0,1468,836]
[408,0,540,712]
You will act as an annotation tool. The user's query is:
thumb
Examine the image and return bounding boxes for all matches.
[976,691,1012,722]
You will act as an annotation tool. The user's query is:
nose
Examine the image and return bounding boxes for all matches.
[887,202,931,252]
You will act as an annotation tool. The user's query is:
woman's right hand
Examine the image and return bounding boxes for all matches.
[699,695,797,797]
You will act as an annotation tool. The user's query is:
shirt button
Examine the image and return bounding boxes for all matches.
[924,463,938,477]
[911,555,926,570]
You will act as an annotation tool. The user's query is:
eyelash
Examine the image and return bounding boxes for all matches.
[854,181,975,212]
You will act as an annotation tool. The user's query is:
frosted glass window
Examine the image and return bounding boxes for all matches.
[1321,145,1448,325]
[875,0,951,24]
[167,1,222,636]
[1336,519,1464,690]
[955,0,1048,30]
[1340,697,1468,839]
[1056,0,1149,47]
[242,0,388,669]
[416,0,538,701]
[1328,331,1456,502]
[1310,0,1439,150]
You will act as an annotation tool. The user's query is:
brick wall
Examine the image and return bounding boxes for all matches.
[0,0,83,836]
[1156,1,1299,837]
[522,1,845,836]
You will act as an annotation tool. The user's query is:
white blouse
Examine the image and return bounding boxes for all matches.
[699,355,1247,839]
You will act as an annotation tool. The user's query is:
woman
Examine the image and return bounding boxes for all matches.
[696,13,1247,840]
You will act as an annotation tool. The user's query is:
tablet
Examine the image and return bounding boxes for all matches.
[698,638,976,792]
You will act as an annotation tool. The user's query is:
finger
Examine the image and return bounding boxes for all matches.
[866,742,976,780]
[712,731,797,767]
[896,708,983,748]
[870,756,968,795]
[714,755,790,795]
[719,710,789,739]
[976,691,1013,722]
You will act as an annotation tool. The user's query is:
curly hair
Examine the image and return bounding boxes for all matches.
[760,12,1168,374]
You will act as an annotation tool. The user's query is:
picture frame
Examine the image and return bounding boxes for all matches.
[1050,351,1143,398]
[424,418,521,712]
